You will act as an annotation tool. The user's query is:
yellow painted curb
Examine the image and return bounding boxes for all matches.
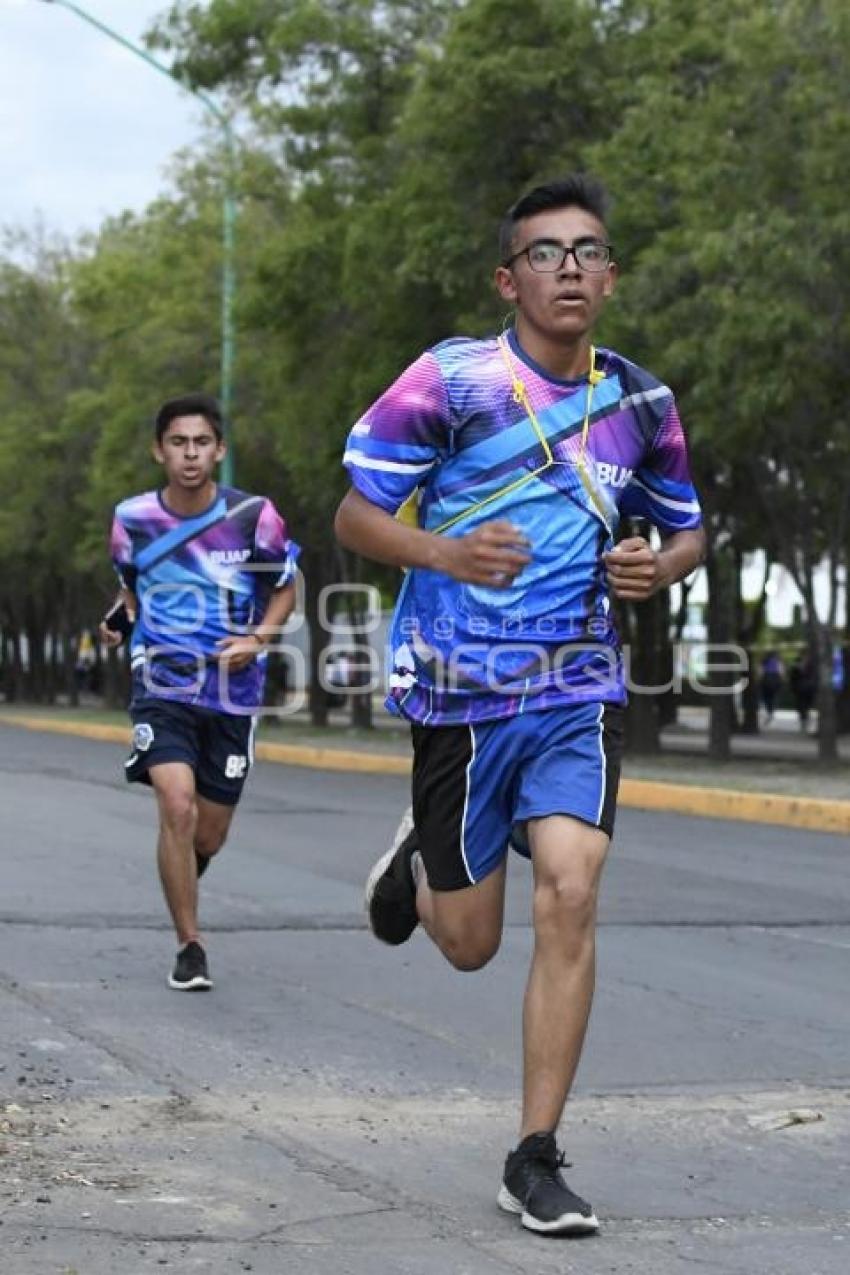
[0,715,412,775]
[1,716,130,745]
[2,713,848,834]
[254,740,410,776]
[619,779,850,837]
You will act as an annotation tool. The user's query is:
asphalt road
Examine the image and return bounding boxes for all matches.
[1,723,848,1275]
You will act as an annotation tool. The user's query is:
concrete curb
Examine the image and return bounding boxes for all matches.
[3,713,849,835]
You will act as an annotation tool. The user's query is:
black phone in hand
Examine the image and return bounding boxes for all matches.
[103,600,134,640]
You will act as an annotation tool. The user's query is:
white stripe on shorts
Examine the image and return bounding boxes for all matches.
[459,724,477,885]
[594,704,607,825]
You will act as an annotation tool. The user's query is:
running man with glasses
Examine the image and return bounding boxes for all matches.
[100,393,299,991]
[335,176,704,1235]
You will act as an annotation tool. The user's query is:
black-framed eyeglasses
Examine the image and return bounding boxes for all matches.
[504,237,613,274]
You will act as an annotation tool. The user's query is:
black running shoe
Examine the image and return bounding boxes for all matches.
[168,941,213,991]
[363,809,419,945]
[498,1132,599,1235]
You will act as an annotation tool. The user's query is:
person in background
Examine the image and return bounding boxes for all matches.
[789,650,817,733]
[100,393,299,991]
[759,649,784,724]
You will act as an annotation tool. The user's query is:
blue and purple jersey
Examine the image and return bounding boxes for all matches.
[343,329,702,725]
[110,486,300,714]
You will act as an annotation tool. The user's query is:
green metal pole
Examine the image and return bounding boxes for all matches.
[220,126,236,486]
[39,0,236,483]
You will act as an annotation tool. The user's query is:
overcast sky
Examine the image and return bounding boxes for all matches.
[2,0,211,239]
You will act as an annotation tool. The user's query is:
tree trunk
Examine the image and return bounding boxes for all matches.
[60,590,82,708]
[301,545,335,728]
[812,622,839,764]
[739,648,761,735]
[0,629,12,701]
[65,631,80,709]
[349,667,374,729]
[705,545,736,761]
[91,641,104,703]
[9,629,25,702]
[25,622,47,702]
[102,647,128,710]
[623,594,661,755]
[47,628,61,705]
[656,586,677,729]
[335,546,375,731]
[736,551,770,735]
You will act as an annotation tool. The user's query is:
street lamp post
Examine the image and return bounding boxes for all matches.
[38,0,236,485]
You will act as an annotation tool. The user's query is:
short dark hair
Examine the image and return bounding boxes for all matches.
[499,174,611,264]
[154,392,224,442]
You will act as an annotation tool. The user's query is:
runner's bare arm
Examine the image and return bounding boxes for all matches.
[216,581,297,671]
[604,528,705,602]
[252,580,297,644]
[335,487,531,588]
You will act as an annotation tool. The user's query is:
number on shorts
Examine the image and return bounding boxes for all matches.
[225,754,248,779]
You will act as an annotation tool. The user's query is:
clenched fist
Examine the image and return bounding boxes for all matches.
[440,520,531,587]
[603,536,664,601]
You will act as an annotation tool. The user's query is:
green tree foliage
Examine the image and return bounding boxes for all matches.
[386,0,617,327]
[0,233,101,700]
[69,153,242,498]
[590,0,850,756]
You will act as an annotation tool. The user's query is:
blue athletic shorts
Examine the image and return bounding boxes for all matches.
[125,699,256,807]
[411,702,624,891]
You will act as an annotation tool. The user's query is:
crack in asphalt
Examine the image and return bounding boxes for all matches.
[0,977,541,1267]
[7,970,844,1268]
[1,915,848,932]
[3,1210,849,1250]
[0,1207,401,1249]
[0,761,354,817]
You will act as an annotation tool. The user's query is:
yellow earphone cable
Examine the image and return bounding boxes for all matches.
[433,334,607,534]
